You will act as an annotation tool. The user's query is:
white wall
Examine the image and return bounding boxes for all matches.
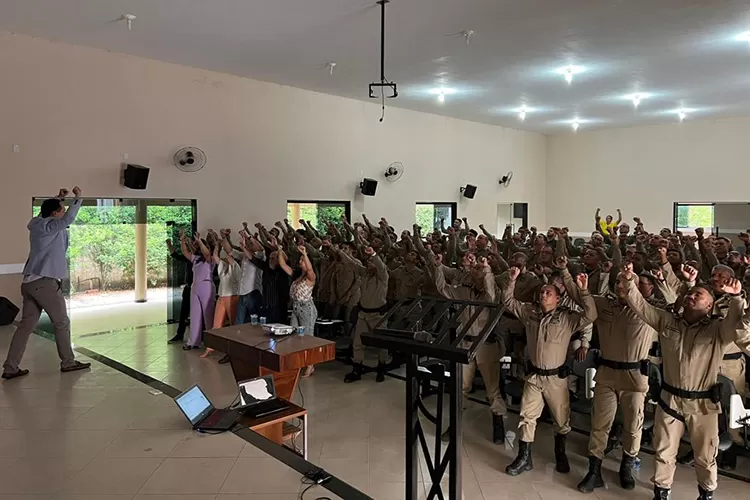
[0,32,546,271]
[546,116,750,234]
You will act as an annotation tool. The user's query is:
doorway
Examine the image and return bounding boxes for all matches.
[497,202,528,235]
[32,197,197,337]
[674,202,750,247]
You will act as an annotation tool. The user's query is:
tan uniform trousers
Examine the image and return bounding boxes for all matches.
[518,375,571,443]
[653,407,719,492]
[588,383,646,459]
[462,341,506,415]
[719,357,747,445]
[352,311,389,364]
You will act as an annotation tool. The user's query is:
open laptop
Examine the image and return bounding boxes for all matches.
[174,384,240,431]
[237,375,289,419]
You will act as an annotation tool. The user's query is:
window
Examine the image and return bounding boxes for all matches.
[675,203,714,235]
[287,201,350,232]
[416,202,457,231]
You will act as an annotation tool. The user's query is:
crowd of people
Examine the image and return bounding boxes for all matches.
[168,209,750,500]
[5,189,750,500]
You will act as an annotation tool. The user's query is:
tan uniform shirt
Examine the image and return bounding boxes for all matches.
[389,265,425,301]
[623,278,750,415]
[347,253,388,310]
[496,270,541,303]
[333,255,362,308]
[433,262,496,338]
[713,293,744,356]
[502,269,597,373]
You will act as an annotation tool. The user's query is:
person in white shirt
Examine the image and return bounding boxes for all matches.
[201,232,241,360]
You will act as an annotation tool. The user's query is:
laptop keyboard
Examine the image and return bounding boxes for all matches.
[245,399,288,418]
[201,409,236,428]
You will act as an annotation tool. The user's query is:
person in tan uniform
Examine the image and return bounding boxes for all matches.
[503,265,597,476]
[619,263,750,500]
[388,251,425,328]
[341,245,390,383]
[329,241,362,335]
[430,254,506,442]
[573,268,661,493]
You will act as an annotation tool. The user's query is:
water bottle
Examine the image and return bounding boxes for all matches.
[259,316,267,325]
[250,314,258,325]
[633,457,641,471]
[297,326,306,336]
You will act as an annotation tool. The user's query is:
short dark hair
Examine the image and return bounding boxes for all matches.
[638,273,657,287]
[40,198,63,218]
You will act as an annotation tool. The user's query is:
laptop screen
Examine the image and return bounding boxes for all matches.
[238,375,276,407]
[175,385,213,425]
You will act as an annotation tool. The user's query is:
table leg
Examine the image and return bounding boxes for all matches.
[303,413,308,460]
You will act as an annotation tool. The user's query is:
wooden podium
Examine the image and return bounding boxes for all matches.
[204,324,335,446]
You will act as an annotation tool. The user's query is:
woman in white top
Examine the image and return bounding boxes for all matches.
[202,231,241,359]
[279,244,317,376]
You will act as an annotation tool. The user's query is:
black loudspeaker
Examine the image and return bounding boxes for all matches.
[513,203,528,219]
[124,164,150,190]
[360,178,378,196]
[461,184,477,199]
[0,297,20,326]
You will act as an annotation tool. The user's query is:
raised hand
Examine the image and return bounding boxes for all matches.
[721,278,742,295]
[508,267,521,281]
[650,268,664,281]
[57,188,70,199]
[274,221,283,228]
[601,260,614,273]
[620,262,634,282]
[681,264,698,282]
[695,227,704,238]
[298,244,307,255]
[576,273,589,290]
[554,256,568,270]
[364,246,375,256]
[72,186,82,197]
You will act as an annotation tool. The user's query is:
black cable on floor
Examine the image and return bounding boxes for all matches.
[300,478,332,500]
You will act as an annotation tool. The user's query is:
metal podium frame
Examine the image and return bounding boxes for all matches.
[362,296,504,500]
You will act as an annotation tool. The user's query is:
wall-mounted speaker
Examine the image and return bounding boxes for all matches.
[360,178,378,196]
[124,164,150,190]
[460,184,477,199]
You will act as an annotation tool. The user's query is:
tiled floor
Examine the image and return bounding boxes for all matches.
[1,321,749,499]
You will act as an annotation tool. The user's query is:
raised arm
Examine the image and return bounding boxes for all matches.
[502,267,527,321]
[299,246,316,284]
[620,264,670,332]
[45,186,83,233]
[277,249,293,277]
[194,232,212,262]
[615,208,622,226]
[179,230,193,260]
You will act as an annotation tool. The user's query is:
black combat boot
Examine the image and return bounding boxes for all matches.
[492,414,505,444]
[619,454,637,490]
[697,486,713,500]
[577,456,605,492]
[554,433,570,473]
[719,445,737,470]
[344,363,363,383]
[653,486,670,500]
[505,441,533,476]
[375,363,386,383]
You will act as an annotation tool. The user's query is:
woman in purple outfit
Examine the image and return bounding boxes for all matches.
[179,230,216,350]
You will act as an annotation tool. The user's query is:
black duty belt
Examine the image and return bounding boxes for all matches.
[596,357,650,376]
[723,352,744,361]
[359,304,388,314]
[526,361,570,379]
[662,382,721,404]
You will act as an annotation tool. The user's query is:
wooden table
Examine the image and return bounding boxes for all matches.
[204,324,335,445]
[238,401,309,459]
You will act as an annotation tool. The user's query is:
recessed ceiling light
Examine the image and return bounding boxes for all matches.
[677,109,687,121]
[632,94,641,108]
[429,87,455,103]
[437,92,445,103]
[735,31,750,42]
[572,119,580,131]
[556,65,585,84]
[518,106,528,121]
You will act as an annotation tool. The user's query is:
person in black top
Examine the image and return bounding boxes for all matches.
[251,248,290,324]
[166,238,193,344]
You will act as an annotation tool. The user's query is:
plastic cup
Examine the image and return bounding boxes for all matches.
[259,316,267,325]
[250,314,258,325]
[297,326,306,336]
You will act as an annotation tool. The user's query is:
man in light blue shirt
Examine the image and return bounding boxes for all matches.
[2,187,91,379]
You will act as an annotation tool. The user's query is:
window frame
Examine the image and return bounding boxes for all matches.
[286,200,351,231]
[415,202,458,231]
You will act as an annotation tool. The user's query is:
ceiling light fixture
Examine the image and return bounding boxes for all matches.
[556,65,584,84]
[677,109,687,121]
[518,106,527,121]
[572,119,580,131]
[632,94,641,108]
[437,92,445,103]
[735,31,750,42]
[121,13,136,31]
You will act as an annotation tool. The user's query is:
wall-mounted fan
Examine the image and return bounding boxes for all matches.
[173,147,207,173]
[384,161,404,182]
[499,171,513,188]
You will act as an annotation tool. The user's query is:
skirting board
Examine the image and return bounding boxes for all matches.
[0,264,24,275]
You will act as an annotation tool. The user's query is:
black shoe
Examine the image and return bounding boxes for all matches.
[677,449,694,465]
[344,363,363,383]
[1,368,29,380]
[167,334,184,344]
[441,428,451,443]
[619,454,637,490]
[719,446,737,471]
[61,361,91,373]
[577,456,605,493]
[653,486,670,500]
[182,344,199,351]
[218,354,230,364]
[492,414,505,445]
[375,363,386,383]
[697,486,714,500]
[554,433,570,474]
[505,441,533,476]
